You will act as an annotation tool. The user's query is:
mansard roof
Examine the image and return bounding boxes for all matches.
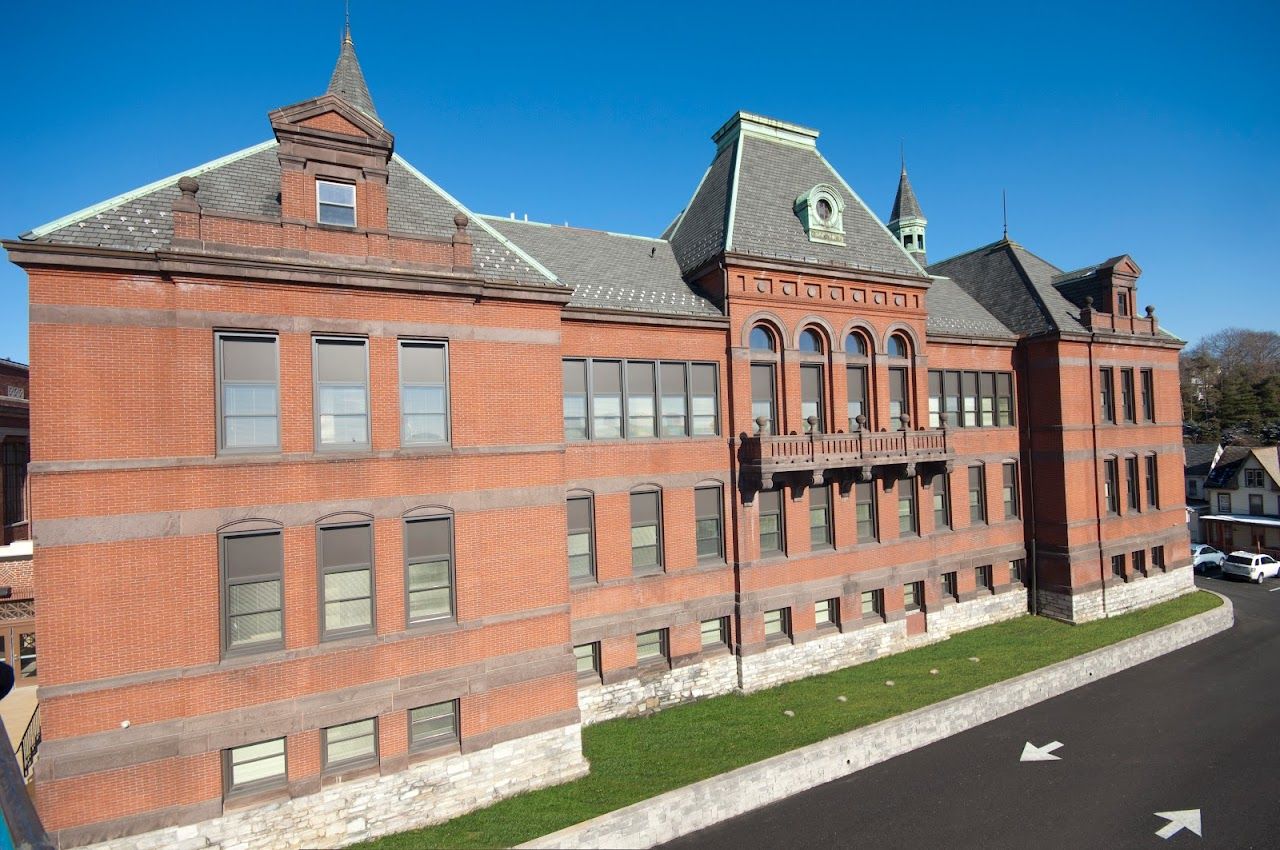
[667,112,927,280]
[482,217,721,318]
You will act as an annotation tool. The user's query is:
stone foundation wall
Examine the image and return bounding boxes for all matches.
[1037,566,1195,623]
[928,588,1028,635]
[578,653,738,725]
[84,724,589,850]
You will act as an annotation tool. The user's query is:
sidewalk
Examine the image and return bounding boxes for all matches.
[1,685,37,750]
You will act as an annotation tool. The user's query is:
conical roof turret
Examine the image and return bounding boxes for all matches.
[327,25,380,123]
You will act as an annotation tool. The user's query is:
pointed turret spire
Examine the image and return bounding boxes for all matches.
[326,23,380,123]
[888,160,928,264]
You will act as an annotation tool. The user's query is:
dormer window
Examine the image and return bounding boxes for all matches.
[1117,291,1129,316]
[317,180,356,227]
[794,184,845,246]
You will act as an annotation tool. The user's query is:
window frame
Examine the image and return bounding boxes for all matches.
[861,588,885,620]
[1217,493,1231,513]
[968,465,987,525]
[317,520,376,641]
[313,335,372,452]
[750,361,778,435]
[223,737,287,797]
[694,485,725,563]
[941,571,958,601]
[408,700,460,752]
[855,480,878,543]
[932,471,952,531]
[810,484,833,549]
[398,339,451,447]
[800,362,825,434]
[763,607,792,643]
[316,178,357,228]
[1003,462,1021,519]
[897,476,918,537]
[1140,369,1155,422]
[903,581,924,612]
[630,488,664,574]
[215,331,281,454]
[403,513,455,626]
[976,564,993,592]
[636,628,670,666]
[1146,454,1160,510]
[759,488,786,556]
[322,717,379,773]
[1120,368,1136,423]
[220,528,285,656]
[815,598,839,629]
[1099,367,1116,423]
[567,494,597,583]
[701,616,730,650]
[1105,458,1121,515]
[574,642,601,682]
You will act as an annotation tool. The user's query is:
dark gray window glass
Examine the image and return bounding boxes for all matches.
[315,337,369,448]
[1146,455,1159,508]
[961,371,978,427]
[933,471,951,530]
[1121,369,1136,423]
[701,617,729,648]
[563,359,588,441]
[810,485,832,548]
[1105,459,1120,514]
[226,738,286,794]
[801,364,824,433]
[976,564,993,590]
[319,523,374,638]
[222,530,284,652]
[944,371,961,427]
[1003,463,1020,519]
[889,367,910,424]
[691,364,719,436]
[695,486,724,561]
[626,361,657,438]
[592,360,623,439]
[405,516,453,624]
[969,466,986,524]
[324,718,377,770]
[567,496,596,581]
[1010,559,1026,584]
[637,628,668,663]
[400,341,448,445]
[759,489,784,555]
[763,607,790,640]
[1099,368,1115,423]
[861,588,884,618]
[659,362,688,437]
[815,598,837,627]
[1126,457,1140,512]
[898,478,917,536]
[574,642,600,679]
[317,180,356,227]
[856,481,877,542]
[1141,369,1155,422]
[942,571,958,601]
[631,490,663,572]
[217,333,279,451]
[1132,549,1146,575]
[979,372,996,426]
[1111,553,1125,577]
[927,370,941,428]
[903,581,923,612]
[751,363,776,435]
[409,700,458,750]
[1217,493,1231,513]
[1249,494,1264,515]
[848,366,868,430]
[1152,546,1165,569]
[996,373,1014,426]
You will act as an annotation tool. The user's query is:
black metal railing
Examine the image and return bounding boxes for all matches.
[0,713,53,849]
[16,704,39,782]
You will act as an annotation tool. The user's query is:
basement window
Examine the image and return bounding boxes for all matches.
[317,180,357,227]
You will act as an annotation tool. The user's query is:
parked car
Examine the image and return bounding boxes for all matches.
[1221,551,1280,583]
[1191,544,1226,573]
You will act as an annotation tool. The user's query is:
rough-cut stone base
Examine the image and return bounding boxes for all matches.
[1037,566,1195,623]
[739,588,1028,694]
[578,653,738,725]
[83,724,589,850]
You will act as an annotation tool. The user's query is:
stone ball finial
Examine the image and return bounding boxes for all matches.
[177,176,199,196]
[806,416,818,428]
[855,414,867,431]
[1145,305,1155,318]
[1084,295,1094,308]
[755,416,769,431]
[899,413,911,430]
[453,213,469,230]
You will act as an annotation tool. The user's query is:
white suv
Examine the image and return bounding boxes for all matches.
[1191,544,1226,572]
[1221,551,1280,583]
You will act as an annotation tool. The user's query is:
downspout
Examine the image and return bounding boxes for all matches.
[1018,342,1039,614]
[1088,332,1107,615]
[721,261,745,668]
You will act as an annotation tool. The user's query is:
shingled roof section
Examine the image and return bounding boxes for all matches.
[889,167,923,224]
[667,140,737,276]
[327,27,380,123]
[925,276,1014,339]
[1184,443,1221,476]
[1205,445,1253,488]
[482,217,722,318]
[21,142,558,288]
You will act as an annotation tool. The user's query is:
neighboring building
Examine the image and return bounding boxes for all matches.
[4,28,1193,850]
[1183,443,1220,541]
[1201,445,1280,556]
[0,358,29,546]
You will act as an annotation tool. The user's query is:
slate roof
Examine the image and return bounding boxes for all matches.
[667,113,926,280]
[327,28,380,123]
[20,142,557,288]
[1184,443,1221,476]
[1205,446,1252,488]
[889,167,923,223]
[925,276,1014,338]
[482,217,721,318]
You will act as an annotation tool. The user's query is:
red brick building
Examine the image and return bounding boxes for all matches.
[4,29,1192,850]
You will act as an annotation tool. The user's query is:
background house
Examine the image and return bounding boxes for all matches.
[1201,445,1280,556]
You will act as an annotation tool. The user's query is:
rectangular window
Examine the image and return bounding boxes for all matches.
[979,373,996,427]
[695,486,724,562]
[574,642,600,680]
[903,581,923,612]
[315,337,370,449]
[861,588,884,619]
[944,371,961,427]
[750,363,776,435]
[976,564,993,591]
[927,370,941,428]
[1118,291,1129,316]
[1146,455,1160,509]
[1111,553,1126,578]
[932,471,951,531]
[889,367,910,425]
[1105,459,1120,514]
[319,523,374,639]
[763,608,791,641]
[399,341,448,445]
[631,490,663,573]
[1140,369,1155,422]
[810,485,833,548]
[942,571,958,601]
[1003,463,1020,519]
[701,617,729,649]
[1010,558,1026,584]
[217,332,279,451]
[801,364,824,433]
[1152,546,1165,570]
[1217,493,1231,513]
[1120,369,1136,423]
[759,489,785,555]
[898,477,917,536]
[659,362,689,437]
[225,738,286,795]
[405,516,453,624]
[968,466,986,524]
[815,598,838,628]
[409,700,459,750]
[317,179,356,227]
[563,359,588,441]
[1249,494,1264,516]
[1244,469,1263,487]
[849,366,869,430]
[855,481,877,542]
[961,371,979,427]
[1126,457,1140,512]
[625,361,657,438]
[1132,549,1146,576]
[690,364,719,436]
[592,360,623,439]
[1099,367,1115,423]
[996,373,1014,426]
[323,718,377,771]
[637,628,669,664]
[567,496,596,582]
[222,530,284,653]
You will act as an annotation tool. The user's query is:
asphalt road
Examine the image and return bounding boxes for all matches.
[659,573,1279,849]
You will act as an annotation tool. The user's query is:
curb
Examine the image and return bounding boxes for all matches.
[518,591,1233,849]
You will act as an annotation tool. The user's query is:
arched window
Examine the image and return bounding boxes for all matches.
[886,334,912,427]
[749,326,776,352]
[888,334,908,359]
[845,332,871,431]
[845,333,867,357]
[798,329,823,353]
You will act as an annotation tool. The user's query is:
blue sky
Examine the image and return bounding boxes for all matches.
[3,1,1277,362]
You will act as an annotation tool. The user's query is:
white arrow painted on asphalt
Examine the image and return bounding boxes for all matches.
[1019,741,1063,761]
[1154,809,1202,839]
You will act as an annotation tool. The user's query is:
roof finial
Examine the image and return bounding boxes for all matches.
[1002,189,1008,240]
[344,0,352,43]
[900,140,905,173]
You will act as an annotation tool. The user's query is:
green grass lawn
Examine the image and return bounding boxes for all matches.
[353,590,1221,850]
